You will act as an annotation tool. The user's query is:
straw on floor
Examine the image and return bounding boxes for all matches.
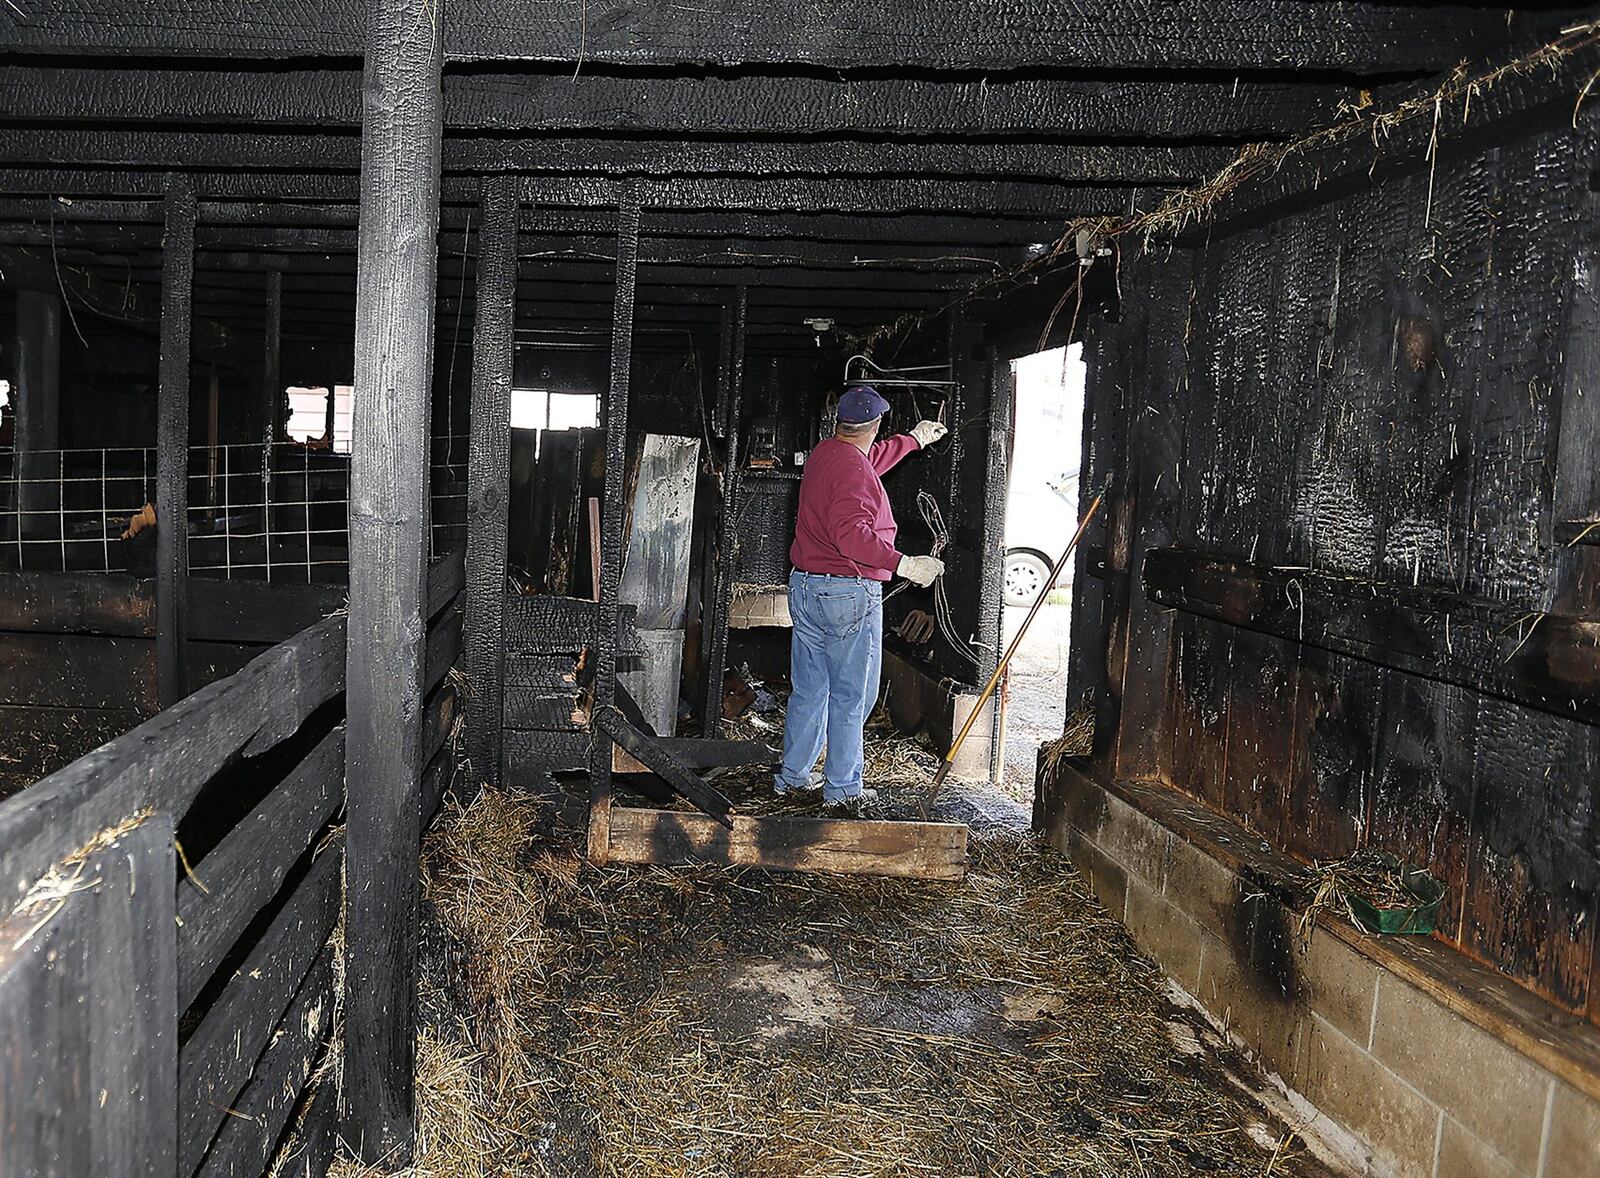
[321,775,1324,1177]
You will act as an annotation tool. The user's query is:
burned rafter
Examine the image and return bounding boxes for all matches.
[0,65,1361,139]
[0,199,1086,250]
[0,167,1157,216]
[0,0,1519,72]
[0,128,1232,186]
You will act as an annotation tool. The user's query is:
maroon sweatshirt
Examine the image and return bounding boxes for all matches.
[789,434,920,581]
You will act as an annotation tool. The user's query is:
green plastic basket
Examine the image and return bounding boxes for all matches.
[1345,854,1445,935]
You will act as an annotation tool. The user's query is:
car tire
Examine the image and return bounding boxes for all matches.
[1002,549,1053,608]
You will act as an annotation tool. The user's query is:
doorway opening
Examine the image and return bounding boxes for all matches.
[999,344,1086,803]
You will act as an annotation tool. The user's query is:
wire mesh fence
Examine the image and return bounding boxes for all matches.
[0,439,467,582]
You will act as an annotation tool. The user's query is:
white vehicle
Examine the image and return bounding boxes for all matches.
[1003,472,1079,607]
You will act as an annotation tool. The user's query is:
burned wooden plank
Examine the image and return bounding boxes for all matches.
[592,706,735,829]
[426,549,466,619]
[0,65,1355,139]
[505,652,580,690]
[194,947,333,1178]
[175,724,344,1011]
[503,594,643,656]
[0,126,1227,185]
[0,817,179,1178]
[157,178,195,708]
[0,573,151,637]
[0,166,1149,217]
[502,729,591,780]
[503,687,583,731]
[1143,548,1600,726]
[425,604,463,695]
[179,845,340,1175]
[0,0,1513,72]
[0,616,345,907]
[84,820,178,1175]
[607,808,967,881]
[463,175,518,795]
[650,736,776,770]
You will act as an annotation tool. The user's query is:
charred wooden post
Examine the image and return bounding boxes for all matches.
[11,290,60,545]
[340,0,444,1162]
[463,175,518,795]
[699,284,748,736]
[587,196,640,863]
[973,345,1012,782]
[261,265,281,579]
[157,179,195,707]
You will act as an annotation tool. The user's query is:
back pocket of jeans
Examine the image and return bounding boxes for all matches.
[814,590,865,637]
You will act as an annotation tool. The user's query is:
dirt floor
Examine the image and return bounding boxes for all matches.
[1000,599,1072,804]
[322,749,1337,1178]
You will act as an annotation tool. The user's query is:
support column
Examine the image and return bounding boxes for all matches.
[587,197,641,864]
[975,346,1013,784]
[12,290,61,547]
[463,176,518,796]
[261,267,282,583]
[157,181,195,708]
[698,284,748,736]
[340,0,443,1162]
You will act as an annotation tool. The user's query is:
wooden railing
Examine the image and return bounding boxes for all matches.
[0,549,464,1178]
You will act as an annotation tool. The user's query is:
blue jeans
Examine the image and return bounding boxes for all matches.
[778,571,883,802]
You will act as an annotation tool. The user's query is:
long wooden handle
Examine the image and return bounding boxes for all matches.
[924,492,1104,808]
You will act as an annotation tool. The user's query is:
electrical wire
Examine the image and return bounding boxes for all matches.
[885,490,986,667]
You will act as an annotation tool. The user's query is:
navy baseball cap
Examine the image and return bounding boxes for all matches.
[838,385,890,424]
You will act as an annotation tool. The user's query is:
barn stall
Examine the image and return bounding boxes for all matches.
[1,4,1598,1176]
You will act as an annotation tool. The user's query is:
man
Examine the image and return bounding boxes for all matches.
[775,385,947,813]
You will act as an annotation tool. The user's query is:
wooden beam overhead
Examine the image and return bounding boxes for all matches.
[0,65,1360,139]
[0,127,1232,185]
[0,199,1087,247]
[0,0,1514,72]
[0,167,1153,215]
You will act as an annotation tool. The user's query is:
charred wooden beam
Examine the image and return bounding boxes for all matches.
[0,198,1075,247]
[588,196,641,862]
[592,706,736,828]
[340,0,444,1161]
[179,846,339,1175]
[0,66,1361,138]
[0,0,1512,71]
[606,807,968,880]
[10,289,60,542]
[0,127,1231,185]
[156,180,195,708]
[1142,549,1600,728]
[463,176,518,797]
[0,168,1154,216]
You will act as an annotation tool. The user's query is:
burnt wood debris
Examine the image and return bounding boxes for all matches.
[1,0,1599,1173]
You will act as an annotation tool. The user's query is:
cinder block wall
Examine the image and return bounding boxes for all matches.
[1040,759,1600,1178]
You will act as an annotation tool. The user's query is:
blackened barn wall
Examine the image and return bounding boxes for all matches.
[1065,112,1600,1023]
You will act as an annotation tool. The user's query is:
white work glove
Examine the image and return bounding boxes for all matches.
[910,420,948,447]
[896,554,945,587]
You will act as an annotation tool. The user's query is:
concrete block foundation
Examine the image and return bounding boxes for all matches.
[1039,758,1600,1178]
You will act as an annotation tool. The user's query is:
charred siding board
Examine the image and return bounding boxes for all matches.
[1074,112,1600,1018]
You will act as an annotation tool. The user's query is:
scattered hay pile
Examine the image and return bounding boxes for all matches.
[328,785,1320,1177]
